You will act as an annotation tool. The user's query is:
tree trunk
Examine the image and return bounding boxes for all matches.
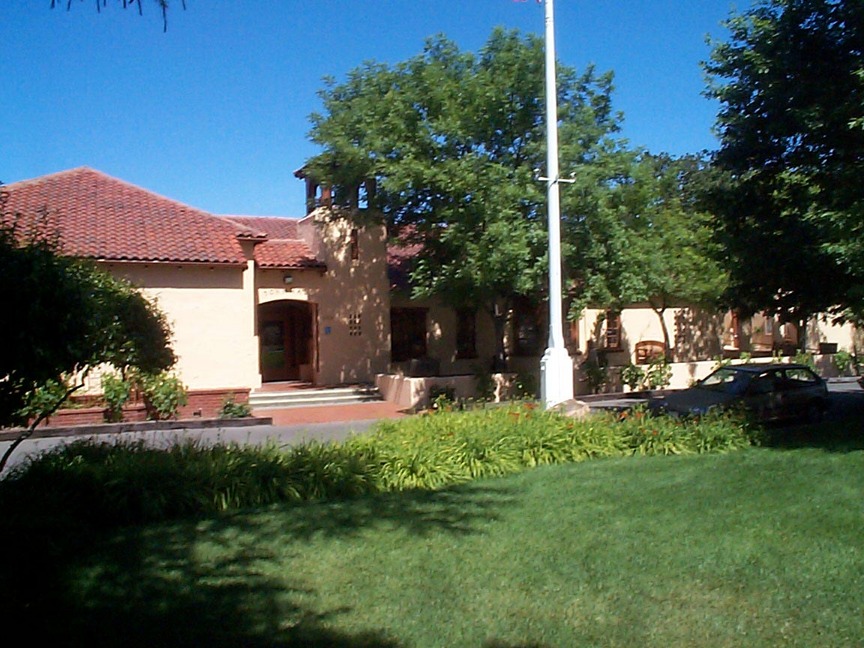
[0,382,82,475]
[650,301,671,361]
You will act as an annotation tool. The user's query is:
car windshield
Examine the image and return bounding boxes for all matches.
[697,367,752,396]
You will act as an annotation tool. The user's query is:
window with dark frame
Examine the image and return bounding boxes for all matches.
[513,297,544,357]
[348,312,362,337]
[456,308,478,359]
[390,307,427,362]
[349,228,359,262]
[604,310,621,350]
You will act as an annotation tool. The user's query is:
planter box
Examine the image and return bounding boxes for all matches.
[34,388,251,429]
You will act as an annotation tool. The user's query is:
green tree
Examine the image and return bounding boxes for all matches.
[618,154,727,355]
[704,0,864,328]
[0,208,176,470]
[560,152,726,358]
[307,28,626,369]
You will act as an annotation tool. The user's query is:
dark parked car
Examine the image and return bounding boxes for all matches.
[649,363,829,423]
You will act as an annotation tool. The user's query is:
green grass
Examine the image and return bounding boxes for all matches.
[3,441,862,646]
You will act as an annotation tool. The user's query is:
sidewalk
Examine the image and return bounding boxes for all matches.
[255,400,410,426]
[0,400,410,443]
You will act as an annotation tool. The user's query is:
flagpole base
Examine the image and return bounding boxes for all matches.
[540,345,574,409]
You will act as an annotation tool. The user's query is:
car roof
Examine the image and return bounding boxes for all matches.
[719,363,813,373]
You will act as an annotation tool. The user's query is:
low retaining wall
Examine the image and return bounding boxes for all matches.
[376,373,517,410]
[34,388,251,429]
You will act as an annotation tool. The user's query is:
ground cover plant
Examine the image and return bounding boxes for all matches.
[0,405,757,527]
[1,432,861,646]
[2,406,860,645]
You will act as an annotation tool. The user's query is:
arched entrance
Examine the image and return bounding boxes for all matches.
[259,300,316,383]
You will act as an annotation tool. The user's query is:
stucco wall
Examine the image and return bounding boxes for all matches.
[578,305,858,364]
[259,210,391,385]
[104,261,260,392]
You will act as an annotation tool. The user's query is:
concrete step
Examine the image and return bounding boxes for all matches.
[249,385,384,410]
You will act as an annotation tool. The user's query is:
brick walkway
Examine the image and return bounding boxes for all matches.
[254,400,411,426]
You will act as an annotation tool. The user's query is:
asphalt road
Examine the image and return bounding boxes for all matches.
[2,379,862,474]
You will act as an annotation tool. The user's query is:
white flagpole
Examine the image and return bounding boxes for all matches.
[539,0,574,408]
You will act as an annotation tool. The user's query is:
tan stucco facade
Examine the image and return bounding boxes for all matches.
[105,258,260,392]
[100,209,392,392]
[257,210,391,386]
[388,294,500,377]
[100,213,860,398]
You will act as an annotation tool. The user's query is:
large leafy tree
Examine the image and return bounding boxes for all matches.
[307,28,626,368]
[560,152,726,358]
[704,0,864,326]
[583,154,727,356]
[0,205,176,440]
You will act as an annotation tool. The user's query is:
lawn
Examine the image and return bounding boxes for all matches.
[5,436,862,647]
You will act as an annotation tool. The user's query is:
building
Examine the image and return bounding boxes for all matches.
[3,167,858,414]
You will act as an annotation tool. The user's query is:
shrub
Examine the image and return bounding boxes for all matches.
[139,371,188,420]
[618,406,756,456]
[473,368,496,402]
[513,372,538,399]
[16,378,72,423]
[644,356,672,390]
[218,393,252,419]
[0,403,759,528]
[583,358,608,393]
[428,385,456,411]
[620,363,645,391]
[833,349,858,375]
[101,373,132,422]
[793,350,815,370]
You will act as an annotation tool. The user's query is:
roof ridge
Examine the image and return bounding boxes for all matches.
[3,167,252,265]
[7,168,228,224]
[5,166,96,189]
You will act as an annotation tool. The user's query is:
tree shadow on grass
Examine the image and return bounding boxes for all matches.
[0,482,517,646]
[761,409,864,453]
[223,483,519,543]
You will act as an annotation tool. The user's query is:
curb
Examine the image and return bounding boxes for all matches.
[0,416,274,442]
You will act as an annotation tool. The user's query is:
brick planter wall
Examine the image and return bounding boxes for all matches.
[36,388,251,428]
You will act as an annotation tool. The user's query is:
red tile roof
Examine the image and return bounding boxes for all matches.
[222,215,299,241]
[222,215,325,270]
[2,167,255,265]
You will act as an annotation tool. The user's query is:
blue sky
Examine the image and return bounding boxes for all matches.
[2,1,749,217]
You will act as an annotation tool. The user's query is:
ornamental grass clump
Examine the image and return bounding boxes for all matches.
[0,437,381,527]
[616,405,758,455]
[0,403,759,528]
[358,404,632,490]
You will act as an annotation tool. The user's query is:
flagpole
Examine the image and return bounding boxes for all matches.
[539,0,574,408]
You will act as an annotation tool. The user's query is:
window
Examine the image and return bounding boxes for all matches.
[724,311,741,350]
[782,322,798,346]
[513,297,544,357]
[348,312,362,337]
[349,228,359,262]
[604,311,621,350]
[391,308,427,362]
[456,309,477,359]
